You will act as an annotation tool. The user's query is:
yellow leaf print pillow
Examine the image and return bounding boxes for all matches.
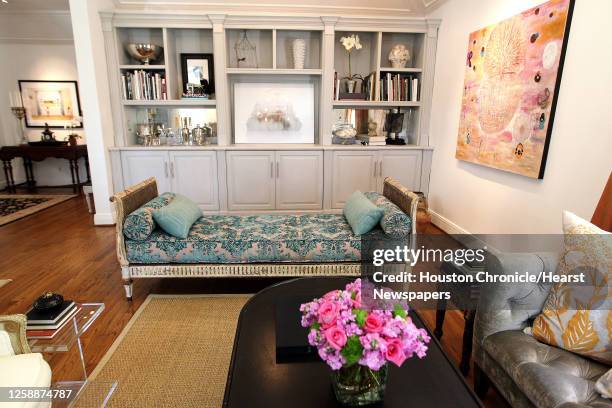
[532,211,611,364]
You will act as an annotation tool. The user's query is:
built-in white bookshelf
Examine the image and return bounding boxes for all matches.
[104,15,439,147]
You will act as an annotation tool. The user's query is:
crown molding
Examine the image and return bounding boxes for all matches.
[0,37,73,45]
[0,10,70,16]
[102,11,431,30]
[112,1,419,18]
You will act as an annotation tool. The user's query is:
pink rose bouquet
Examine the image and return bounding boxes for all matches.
[300,278,430,371]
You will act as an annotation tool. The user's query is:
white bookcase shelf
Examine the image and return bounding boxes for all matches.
[122,99,216,107]
[332,100,421,108]
[226,68,322,75]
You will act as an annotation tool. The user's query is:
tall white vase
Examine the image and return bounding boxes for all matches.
[292,39,306,69]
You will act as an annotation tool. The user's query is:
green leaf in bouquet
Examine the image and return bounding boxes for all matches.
[353,309,367,328]
[392,303,407,319]
[341,335,364,366]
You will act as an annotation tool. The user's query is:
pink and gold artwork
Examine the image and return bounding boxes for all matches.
[455,0,574,179]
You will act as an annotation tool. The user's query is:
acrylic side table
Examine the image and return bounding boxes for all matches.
[28,303,117,407]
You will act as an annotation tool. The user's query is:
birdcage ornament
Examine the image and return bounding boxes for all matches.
[234,30,258,68]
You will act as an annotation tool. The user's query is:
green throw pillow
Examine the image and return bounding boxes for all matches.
[343,191,384,235]
[152,194,202,239]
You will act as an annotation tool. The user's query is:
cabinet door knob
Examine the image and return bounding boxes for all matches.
[270,161,274,178]
[164,161,169,178]
[379,161,383,178]
[276,161,279,178]
[170,161,175,178]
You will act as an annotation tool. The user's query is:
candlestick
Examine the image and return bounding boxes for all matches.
[10,107,27,145]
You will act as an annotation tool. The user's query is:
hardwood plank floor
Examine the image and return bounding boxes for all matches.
[0,195,507,406]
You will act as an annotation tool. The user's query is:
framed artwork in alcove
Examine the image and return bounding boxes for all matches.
[455,0,574,179]
[18,80,82,128]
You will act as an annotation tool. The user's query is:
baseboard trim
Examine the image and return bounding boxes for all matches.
[429,209,471,235]
[94,212,115,226]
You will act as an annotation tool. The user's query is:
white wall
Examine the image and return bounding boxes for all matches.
[69,0,116,225]
[427,0,612,234]
[0,14,86,188]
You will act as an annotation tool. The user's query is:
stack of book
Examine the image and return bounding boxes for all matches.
[26,301,78,339]
[366,136,387,146]
[121,70,167,101]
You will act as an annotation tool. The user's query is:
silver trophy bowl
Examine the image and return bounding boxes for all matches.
[126,43,162,65]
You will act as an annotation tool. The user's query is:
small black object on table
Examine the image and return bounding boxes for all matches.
[223,277,482,408]
[0,144,90,193]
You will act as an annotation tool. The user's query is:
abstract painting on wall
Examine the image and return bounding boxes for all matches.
[455,0,574,179]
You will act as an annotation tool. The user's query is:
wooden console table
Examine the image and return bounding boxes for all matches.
[0,144,90,193]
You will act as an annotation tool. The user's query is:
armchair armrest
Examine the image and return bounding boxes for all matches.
[473,252,559,347]
[0,314,31,355]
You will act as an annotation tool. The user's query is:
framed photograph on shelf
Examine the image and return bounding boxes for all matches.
[180,53,215,98]
[234,82,315,144]
[18,80,82,128]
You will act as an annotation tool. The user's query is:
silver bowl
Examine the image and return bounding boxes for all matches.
[126,43,162,65]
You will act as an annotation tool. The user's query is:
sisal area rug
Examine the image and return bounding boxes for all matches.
[75,295,250,408]
[0,194,76,226]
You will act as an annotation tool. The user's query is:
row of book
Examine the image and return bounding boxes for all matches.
[380,73,419,102]
[333,71,420,102]
[26,300,79,339]
[121,70,167,101]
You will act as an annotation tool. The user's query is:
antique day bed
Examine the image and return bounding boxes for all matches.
[111,177,419,300]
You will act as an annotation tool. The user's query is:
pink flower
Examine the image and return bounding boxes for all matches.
[364,313,384,333]
[318,301,339,328]
[323,290,340,300]
[325,326,347,350]
[386,339,407,367]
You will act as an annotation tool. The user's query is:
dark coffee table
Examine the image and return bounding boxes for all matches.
[223,277,482,407]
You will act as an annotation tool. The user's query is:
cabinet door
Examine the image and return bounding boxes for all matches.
[169,151,219,210]
[226,151,275,210]
[378,151,422,192]
[331,151,378,209]
[276,151,323,210]
[120,150,171,193]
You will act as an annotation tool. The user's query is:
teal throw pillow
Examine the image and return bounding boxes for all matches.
[152,194,202,239]
[123,192,175,241]
[343,191,384,235]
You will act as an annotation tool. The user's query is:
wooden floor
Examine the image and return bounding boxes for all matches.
[0,193,506,407]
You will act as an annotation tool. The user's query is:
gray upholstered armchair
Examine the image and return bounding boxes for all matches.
[473,252,611,407]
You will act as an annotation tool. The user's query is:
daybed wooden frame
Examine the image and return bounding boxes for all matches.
[111,177,419,300]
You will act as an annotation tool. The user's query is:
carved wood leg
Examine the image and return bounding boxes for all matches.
[68,159,77,193]
[2,160,14,192]
[473,363,491,398]
[73,159,81,193]
[121,267,133,301]
[23,158,36,191]
[460,309,476,376]
[434,290,447,340]
[123,278,134,301]
[84,156,91,183]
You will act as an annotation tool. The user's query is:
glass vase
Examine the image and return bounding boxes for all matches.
[331,364,388,406]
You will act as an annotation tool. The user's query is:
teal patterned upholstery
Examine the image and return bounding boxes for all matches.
[363,191,412,238]
[123,193,175,241]
[125,214,365,264]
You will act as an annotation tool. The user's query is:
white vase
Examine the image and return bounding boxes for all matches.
[292,39,306,69]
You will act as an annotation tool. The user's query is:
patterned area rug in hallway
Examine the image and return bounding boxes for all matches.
[0,194,76,226]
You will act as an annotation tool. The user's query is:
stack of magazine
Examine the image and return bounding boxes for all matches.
[26,301,79,339]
